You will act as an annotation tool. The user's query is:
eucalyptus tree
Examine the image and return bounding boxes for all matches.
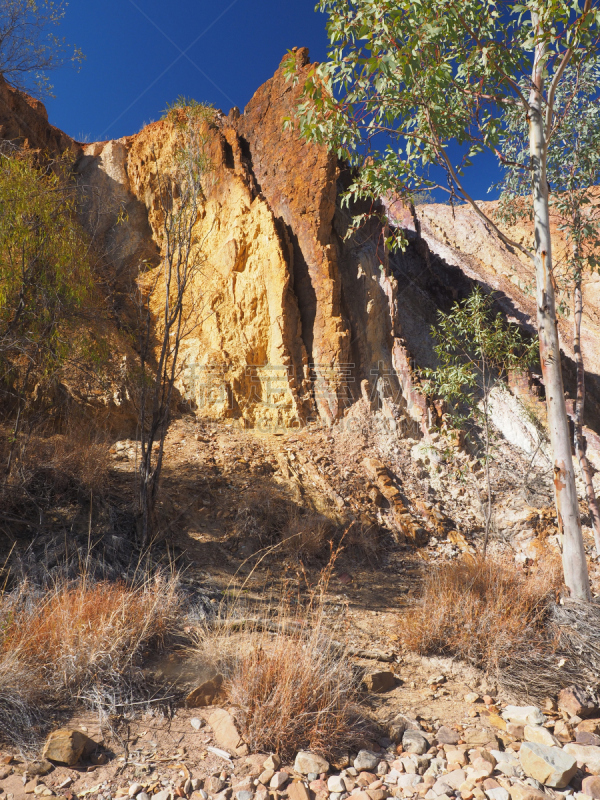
[0,0,83,97]
[288,0,600,601]
[497,56,600,556]
[136,99,214,546]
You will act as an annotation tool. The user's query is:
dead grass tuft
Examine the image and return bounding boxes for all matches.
[233,486,381,564]
[0,573,182,748]
[196,560,368,759]
[401,555,562,679]
[233,487,337,561]
[0,421,112,541]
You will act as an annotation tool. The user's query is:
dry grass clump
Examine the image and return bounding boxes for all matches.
[196,564,367,759]
[234,487,337,561]
[234,486,381,564]
[0,573,181,748]
[279,513,336,559]
[0,422,111,540]
[402,555,562,680]
[234,487,296,546]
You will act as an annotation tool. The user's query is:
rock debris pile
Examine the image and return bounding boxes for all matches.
[4,689,600,800]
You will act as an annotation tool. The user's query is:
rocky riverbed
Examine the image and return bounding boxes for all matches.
[4,684,600,800]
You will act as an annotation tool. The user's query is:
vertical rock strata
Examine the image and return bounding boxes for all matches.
[126,116,311,429]
[234,48,351,423]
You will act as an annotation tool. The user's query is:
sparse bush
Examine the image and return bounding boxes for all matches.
[0,421,111,543]
[0,573,182,748]
[401,555,561,678]
[195,564,368,759]
[402,555,600,700]
[233,487,338,561]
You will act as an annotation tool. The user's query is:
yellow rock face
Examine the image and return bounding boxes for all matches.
[125,117,310,430]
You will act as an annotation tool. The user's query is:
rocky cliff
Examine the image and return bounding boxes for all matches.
[3,51,600,529]
[71,48,421,435]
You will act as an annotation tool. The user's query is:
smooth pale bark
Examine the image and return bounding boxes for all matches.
[529,37,591,601]
[573,277,600,555]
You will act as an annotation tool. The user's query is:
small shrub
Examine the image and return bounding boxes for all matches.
[401,555,561,676]
[0,573,181,748]
[0,422,112,541]
[195,564,368,759]
[233,487,337,561]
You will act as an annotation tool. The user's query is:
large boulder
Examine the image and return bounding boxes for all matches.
[519,742,577,788]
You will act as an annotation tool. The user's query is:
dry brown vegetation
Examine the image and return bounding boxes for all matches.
[0,421,112,538]
[233,486,381,564]
[401,555,563,688]
[0,573,181,748]
[195,562,368,760]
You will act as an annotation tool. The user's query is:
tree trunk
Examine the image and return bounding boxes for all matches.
[573,277,600,555]
[529,46,590,601]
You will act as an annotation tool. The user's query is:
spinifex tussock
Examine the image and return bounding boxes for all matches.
[402,554,561,669]
[195,553,368,760]
[399,554,600,700]
[0,572,181,748]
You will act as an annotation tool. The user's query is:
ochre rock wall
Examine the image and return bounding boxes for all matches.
[125,113,311,429]
[0,74,75,155]
[235,48,350,423]
[5,53,599,442]
[74,50,412,431]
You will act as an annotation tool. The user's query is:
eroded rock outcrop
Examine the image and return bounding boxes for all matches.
[0,73,75,155]
[4,50,599,455]
[73,49,417,432]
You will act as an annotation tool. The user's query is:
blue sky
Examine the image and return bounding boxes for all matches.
[45,0,329,143]
[42,0,500,200]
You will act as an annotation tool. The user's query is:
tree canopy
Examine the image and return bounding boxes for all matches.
[0,148,93,384]
[0,0,83,96]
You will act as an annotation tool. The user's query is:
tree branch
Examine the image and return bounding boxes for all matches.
[426,115,534,261]
[545,0,593,143]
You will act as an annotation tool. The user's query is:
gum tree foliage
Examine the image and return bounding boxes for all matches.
[0,0,83,96]
[421,287,538,553]
[288,0,600,601]
[136,98,214,546]
[0,147,94,471]
[495,57,600,554]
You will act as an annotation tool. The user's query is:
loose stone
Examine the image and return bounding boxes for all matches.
[436,728,460,746]
[355,753,381,772]
[294,753,330,776]
[502,708,546,727]
[402,733,430,756]
[524,726,560,748]
[519,742,577,789]
[287,781,311,800]
[269,773,288,791]
[582,777,600,799]
[329,777,347,793]
[485,789,510,800]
